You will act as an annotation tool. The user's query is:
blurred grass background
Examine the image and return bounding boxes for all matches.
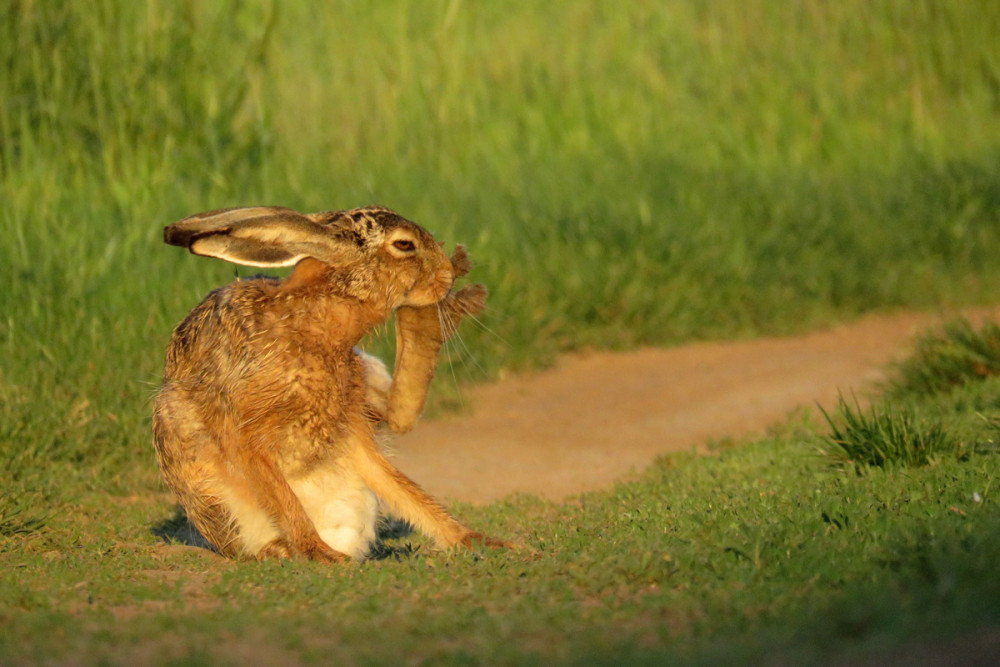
[2,0,1000,506]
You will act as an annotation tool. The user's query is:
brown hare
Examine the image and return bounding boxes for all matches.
[153,205,504,561]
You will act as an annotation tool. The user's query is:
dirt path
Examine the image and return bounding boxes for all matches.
[391,308,1000,505]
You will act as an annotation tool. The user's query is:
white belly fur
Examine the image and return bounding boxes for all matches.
[290,466,378,560]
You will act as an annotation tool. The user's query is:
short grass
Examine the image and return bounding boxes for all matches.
[3,1,1000,664]
[3,329,1000,665]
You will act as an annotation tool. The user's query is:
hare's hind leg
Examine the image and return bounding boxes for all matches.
[155,387,352,562]
[153,389,252,557]
[182,466,308,562]
[154,387,291,560]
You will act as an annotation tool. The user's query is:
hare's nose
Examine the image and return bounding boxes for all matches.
[438,262,456,286]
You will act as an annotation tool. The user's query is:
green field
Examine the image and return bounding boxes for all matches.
[2,324,1000,665]
[3,1,1000,663]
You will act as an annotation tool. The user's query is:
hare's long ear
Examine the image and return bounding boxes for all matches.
[164,207,358,268]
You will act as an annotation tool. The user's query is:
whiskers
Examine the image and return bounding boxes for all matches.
[434,299,509,403]
[457,304,510,349]
[436,305,474,409]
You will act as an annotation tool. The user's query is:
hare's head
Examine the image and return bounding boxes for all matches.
[164,205,455,309]
[328,206,454,307]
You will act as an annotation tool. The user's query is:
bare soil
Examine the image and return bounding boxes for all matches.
[392,307,1000,504]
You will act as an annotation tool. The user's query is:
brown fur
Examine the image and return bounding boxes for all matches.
[389,275,488,430]
[152,205,504,561]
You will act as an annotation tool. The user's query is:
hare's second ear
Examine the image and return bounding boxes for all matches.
[164,207,357,268]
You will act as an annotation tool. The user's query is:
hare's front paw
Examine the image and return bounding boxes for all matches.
[445,283,487,319]
[449,244,473,278]
[258,536,349,563]
[459,531,512,550]
[257,537,294,561]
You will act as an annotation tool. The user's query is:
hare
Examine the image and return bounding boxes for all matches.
[152,205,504,561]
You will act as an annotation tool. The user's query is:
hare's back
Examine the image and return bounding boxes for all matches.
[163,277,280,382]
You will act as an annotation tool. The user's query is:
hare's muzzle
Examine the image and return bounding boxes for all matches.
[426,262,456,304]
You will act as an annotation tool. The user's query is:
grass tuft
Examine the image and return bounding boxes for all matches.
[889,319,1000,399]
[0,498,47,539]
[819,395,966,470]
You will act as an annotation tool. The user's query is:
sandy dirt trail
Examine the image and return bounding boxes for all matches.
[391,307,1000,505]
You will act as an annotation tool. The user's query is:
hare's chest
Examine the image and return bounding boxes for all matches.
[250,340,369,471]
[274,340,366,403]
[272,413,353,477]
[274,399,370,478]
[257,345,364,418]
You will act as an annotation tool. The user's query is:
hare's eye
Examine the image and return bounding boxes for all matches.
[392,239,416,253]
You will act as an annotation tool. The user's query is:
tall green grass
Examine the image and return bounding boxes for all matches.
[2,0,1000,504]
[888,319,1000,398]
